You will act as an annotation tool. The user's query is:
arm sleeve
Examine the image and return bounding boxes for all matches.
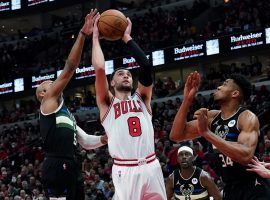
[126,40,153,86]
[76,126,105,150]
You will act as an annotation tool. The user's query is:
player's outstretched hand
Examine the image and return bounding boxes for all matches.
[183,71,200,106]
[247,156,270,178]
[92,13,101,39]
[81,9,99,36]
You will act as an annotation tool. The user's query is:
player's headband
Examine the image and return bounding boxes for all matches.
[178,146,193,155]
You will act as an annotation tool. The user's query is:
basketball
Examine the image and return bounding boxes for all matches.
[98,9,128,41]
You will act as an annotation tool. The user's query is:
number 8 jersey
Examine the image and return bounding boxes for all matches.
[210,107,257,184]
[101,92,155,159]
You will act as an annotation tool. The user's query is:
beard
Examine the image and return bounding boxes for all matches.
[213,94,227,104]
[116,84,132,92]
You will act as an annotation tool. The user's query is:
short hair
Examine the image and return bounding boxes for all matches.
[109,67,131,82]
[229,74,252,101]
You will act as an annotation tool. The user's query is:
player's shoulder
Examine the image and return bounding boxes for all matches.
[238,109,258,121]
[238,109,259,129]
[239,108,256,116]
[199,169,213,185]
[167,171,175,182]
[200,169,211,178]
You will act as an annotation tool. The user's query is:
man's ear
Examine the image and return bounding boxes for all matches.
[232,90,240,98]
[39,91,46,101]
[111,80,115,87]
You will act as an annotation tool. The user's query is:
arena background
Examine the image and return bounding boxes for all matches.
[0,0,270,199]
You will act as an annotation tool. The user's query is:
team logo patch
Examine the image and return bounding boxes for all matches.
[180,184,194,199]
[228,120,236,127]
[192,178,198,184]
[214,125,229,139]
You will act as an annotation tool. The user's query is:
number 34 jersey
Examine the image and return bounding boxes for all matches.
[210,107,257,184]
[101,92,155,159]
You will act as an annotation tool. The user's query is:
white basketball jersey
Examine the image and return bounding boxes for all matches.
[101,92,155,159]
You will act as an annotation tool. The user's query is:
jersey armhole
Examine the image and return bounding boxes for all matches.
[100,96,115,123]
[135,92,152,116]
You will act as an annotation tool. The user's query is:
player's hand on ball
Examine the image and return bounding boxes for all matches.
[81,9,99,36]
[122,17,133,43]
[92,13,103,39]
[101,135,108,145]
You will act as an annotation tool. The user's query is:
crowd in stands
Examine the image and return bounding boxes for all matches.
[1,57,270,124]
[1,0,270,82]
[1,0,270,199]
[0,70,270,199]
[1,56,269,125]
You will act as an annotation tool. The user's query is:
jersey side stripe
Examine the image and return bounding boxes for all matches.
[56,123,74,130]
[56,116,74,130]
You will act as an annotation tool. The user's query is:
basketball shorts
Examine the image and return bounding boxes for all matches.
[112,158,167,200]
[223,177,270,200]
[42,156,84,200]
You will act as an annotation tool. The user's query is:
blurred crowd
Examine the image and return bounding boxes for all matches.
[1,0,270,199]
[1,0,270,82]
[1,57,270,123]
[0,72,270,199]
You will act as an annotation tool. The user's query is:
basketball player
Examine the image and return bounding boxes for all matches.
[170,71,270,199]
[91,15,166,199]
[36,9,107,200]
[166,146,221,200]
[247,156,270,179]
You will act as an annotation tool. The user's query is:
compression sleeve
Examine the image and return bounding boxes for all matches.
[76,126,104,149]
[126,39,153,86]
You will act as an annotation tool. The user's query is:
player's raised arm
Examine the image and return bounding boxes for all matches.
[122,18,153,108]
[92,14,112,109]
[46,9,97,100]
[170,71,201,142]
[37,10,98,114]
